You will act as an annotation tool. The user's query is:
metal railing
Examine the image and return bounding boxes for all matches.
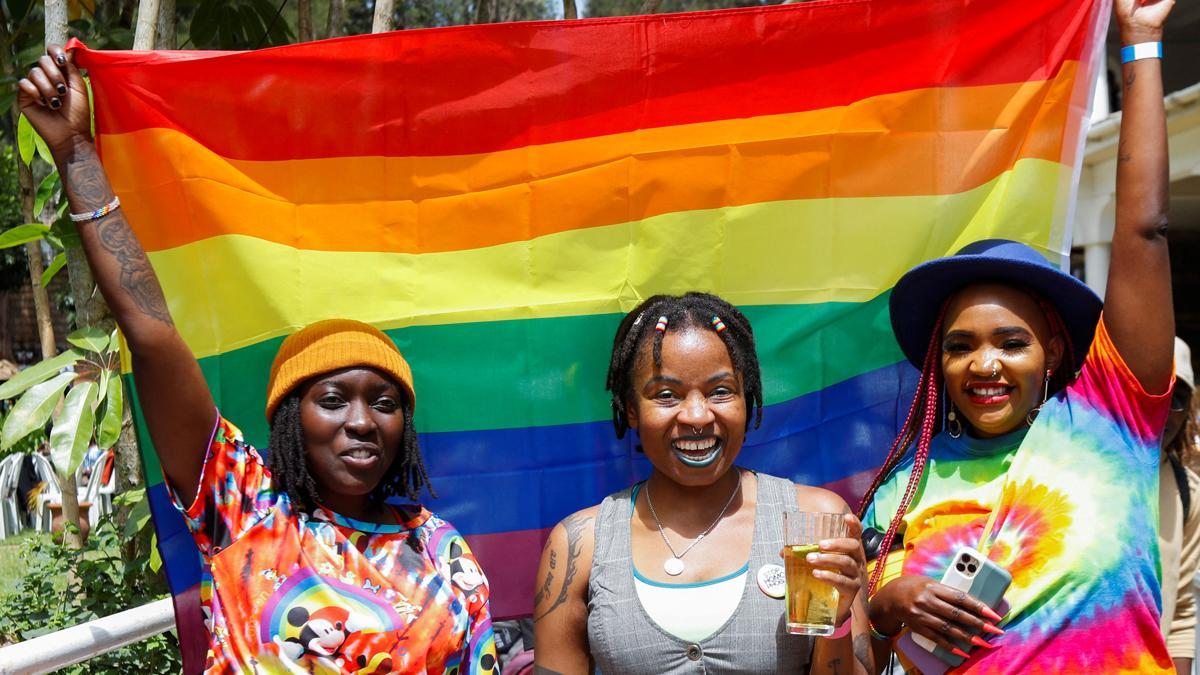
[0,598,174,675]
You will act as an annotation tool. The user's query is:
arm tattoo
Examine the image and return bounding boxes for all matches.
[826,657,842,675]
[534,513,591,622]
[534,550,557,608]
[853,634,871,672]
[64,147,174,326]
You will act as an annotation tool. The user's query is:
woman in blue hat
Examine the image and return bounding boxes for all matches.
[859,0,1178,672]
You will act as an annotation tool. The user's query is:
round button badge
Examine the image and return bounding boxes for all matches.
[757,563,786,598]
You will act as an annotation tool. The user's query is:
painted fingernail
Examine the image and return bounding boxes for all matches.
[981,606,1004,622]
[56,83,66,95]
[806,553,819,563]
[952,647,971,659]
[49,97,61,109]
[970,636,996,649]
[56,54,66,65]
[982,623,1005,636]
[818,539,833,549]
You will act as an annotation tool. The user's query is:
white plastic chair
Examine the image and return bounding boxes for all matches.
[78,449,114,527]
[94,452,117,521]
[0,454,25,538]
[30,453,60,533]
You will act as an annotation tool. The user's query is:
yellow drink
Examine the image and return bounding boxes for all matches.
[782,544,838,636]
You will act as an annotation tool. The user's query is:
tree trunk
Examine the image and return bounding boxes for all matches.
[640,0,660,13]
[0,290,13,362]
[41,0,85,550]
[325,0,345,38]
[298,0,314,41]
[475,0,493,23]
[372,0,395,32]
[133,0,160,49]
[155,0,177,49]
[562,0,576,20]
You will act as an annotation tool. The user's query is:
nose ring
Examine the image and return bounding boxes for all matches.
[691,426,702,435]
[989,360,999,377]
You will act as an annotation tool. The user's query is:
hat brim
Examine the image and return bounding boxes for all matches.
[889,256,1102,372]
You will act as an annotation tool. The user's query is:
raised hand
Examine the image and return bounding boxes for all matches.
[17,45,92,163]
[1114,0,1174,43]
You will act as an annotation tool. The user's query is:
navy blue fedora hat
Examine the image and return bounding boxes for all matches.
[890,239,1102,371]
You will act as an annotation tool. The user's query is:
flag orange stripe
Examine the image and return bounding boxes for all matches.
[104,67,1076,255]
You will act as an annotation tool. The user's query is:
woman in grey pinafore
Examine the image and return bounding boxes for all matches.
[533,293,873,674]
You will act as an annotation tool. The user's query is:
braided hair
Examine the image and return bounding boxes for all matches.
[265,388,434,515]
[856,285,1076,595]
[606,292,763,440]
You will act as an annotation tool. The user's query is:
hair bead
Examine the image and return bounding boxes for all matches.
[711,315,727,333]
[655,315,669,333]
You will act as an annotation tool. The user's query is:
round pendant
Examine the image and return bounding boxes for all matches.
[664,557,685,576]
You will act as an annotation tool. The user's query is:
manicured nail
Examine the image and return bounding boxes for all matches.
[818,539,833,549]
[56,83,66,95]
[806,553,819,563]
[952,647,971,659]
[981,623,1005,636]
[49,97,61,109]
[970,636,996,649]
[56,54,66,65]
[980,606,1004,622]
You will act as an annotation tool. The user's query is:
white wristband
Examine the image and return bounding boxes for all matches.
[1120,42,1162,64]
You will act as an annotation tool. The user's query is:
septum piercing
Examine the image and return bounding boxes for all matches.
[691,426,702,435]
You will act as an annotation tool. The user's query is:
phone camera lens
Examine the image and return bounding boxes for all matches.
[956,563,966,572]
[967,564,978,574]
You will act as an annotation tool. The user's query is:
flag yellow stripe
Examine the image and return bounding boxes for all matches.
[149,158,1069,359]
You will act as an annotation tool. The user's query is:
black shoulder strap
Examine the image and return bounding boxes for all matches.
[1168,452,1191,519]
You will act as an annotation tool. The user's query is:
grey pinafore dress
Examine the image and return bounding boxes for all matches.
[586,472,814,674]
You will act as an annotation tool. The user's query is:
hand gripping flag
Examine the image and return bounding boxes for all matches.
[74,0,1109,667]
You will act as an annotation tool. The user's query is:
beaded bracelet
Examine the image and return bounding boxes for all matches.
[869,618,900,641]
[69,195,121,223]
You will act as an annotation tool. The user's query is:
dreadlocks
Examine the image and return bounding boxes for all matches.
[856,285,1077,595]
[265,389,434,515]
[606,292,763,439]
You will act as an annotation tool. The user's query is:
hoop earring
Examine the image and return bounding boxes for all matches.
[947,403,963,439]
[1026,369,1052,426]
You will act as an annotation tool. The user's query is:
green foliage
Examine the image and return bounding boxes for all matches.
[190,0,294,49]
[0,515,180,673]
[585,0,769,17]
[0,328,123,481]
[1,369,75,447]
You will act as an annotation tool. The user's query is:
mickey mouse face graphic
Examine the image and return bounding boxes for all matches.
[445,540,484,592]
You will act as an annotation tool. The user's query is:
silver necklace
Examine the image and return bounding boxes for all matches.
[645,471,742,576]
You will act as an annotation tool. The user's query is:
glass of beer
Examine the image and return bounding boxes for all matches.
[782,511,846,636]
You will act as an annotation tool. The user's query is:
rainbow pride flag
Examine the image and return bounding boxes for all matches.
[75,0,1108,663]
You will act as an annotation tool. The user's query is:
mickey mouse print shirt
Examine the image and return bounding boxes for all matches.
[170,415,498,674]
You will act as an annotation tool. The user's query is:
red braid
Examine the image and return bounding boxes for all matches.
[862,303,948,596]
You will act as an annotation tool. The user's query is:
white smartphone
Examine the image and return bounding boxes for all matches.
[910,546,1011,660]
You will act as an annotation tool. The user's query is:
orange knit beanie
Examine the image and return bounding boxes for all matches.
[265,319,415,421]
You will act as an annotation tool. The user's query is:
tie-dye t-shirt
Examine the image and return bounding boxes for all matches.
[864,317,1173,673]
[170,416,498,674]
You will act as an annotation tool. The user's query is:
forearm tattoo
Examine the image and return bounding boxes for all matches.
[63,147,174,326]
[534,513,591,622]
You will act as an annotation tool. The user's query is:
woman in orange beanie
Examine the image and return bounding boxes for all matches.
[18,47,497,675]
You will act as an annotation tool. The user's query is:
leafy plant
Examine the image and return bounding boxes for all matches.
[0,511,179,673]
[0,325,124,483]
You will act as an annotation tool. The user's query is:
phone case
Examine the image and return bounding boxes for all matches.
[897,546,1011,672]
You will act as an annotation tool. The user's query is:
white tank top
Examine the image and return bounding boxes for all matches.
[633,564,749,642]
